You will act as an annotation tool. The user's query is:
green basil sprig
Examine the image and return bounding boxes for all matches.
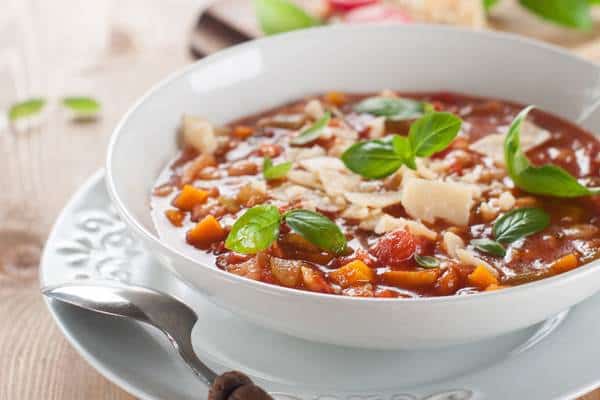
[408,111,462,165]
[471,238,507,257]
[225,206,347,255]
[519,0,592,30]
[263,157,292,180]
[505,106,599,197]
[225,205,281,254]
[353,97,431,121]
[471,207,549,257]
[341,136,407,179]
[493,207,550,243]
[415,255,440,269]
[284,209,347,255]
[483,0,500,11]
[8,98,46,121]
[291,111,331,145]
[254,0,320,35]
[341,111,462,178]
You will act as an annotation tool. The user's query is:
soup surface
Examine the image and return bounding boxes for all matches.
[151,91,600,298]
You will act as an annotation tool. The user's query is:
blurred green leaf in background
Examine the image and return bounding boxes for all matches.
[254,0,321,35]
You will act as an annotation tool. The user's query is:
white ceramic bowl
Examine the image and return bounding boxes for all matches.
[106,24,600,349]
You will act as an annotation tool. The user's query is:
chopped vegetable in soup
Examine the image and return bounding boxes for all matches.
[150,91,600,298]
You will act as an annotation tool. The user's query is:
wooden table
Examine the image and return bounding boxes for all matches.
[1,1,600,398]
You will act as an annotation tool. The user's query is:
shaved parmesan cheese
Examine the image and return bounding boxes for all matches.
[442,231,464,258]
[317,169,360,197]
[287,146,326,161]
[181,115,217,154]
[470,120,551,164]
[287,169,322,189]
[367,117,386,139]
[328,138,354,158]
[299,156,346,172]
[374,215,437,240]
[358,209,383,231]
[345,191,403,208]
[271,184,308,202]
[401,178,475,226]
[304,99,324,120]
[341,204,370,220]
[456,249,498,277]
[331,125,359,141]
[497,192,516,211]
[416,159,438,180]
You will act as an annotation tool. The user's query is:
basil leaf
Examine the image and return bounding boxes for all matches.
[225,205,281,254]
[263,157,292,180]
[392,135,416,170]
[505,106,599,197]
[493,208,550,244]
[415,255,440,269]
[62,96,101,117]
[483,0,500,11]
[341,136,404,179]
[284,209,346,254]
[471,238,506,257]
[354,97,429,121]
[409,112,462,158]
[8,98,45,121]
[254,0,321,35]
[519,0,592,29]
[291,111,330,145]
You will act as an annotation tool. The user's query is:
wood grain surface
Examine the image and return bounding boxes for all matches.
[1,0,600,399]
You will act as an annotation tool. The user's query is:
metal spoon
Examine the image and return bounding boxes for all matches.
[42,282,273,400]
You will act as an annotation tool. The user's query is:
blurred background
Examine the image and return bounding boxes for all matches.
[3,0,600,398]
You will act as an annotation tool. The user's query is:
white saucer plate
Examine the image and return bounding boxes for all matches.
[41,171,600,400]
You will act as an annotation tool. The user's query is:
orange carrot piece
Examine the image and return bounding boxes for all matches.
[173,185,209,211]
[324,91,347,106]
[485,283,509,292]
[550,253,579,275]
[232,125,254,139]
[382,269,440,288]
[186,215,226,249]
[329,260,375,288]
[468,265,498,290]
[164,209,185,227]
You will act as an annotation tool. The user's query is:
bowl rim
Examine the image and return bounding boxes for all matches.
[106,23,600,304]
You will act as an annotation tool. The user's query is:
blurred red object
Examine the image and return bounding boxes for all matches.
[344,4,411,23]
[328,0,379,12]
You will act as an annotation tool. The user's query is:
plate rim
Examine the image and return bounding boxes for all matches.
[40,170,600,400]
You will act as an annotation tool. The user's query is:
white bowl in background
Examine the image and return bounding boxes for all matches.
[106,24,600,349]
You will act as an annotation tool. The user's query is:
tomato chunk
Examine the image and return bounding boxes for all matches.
[369,229,416,266]
[344,4,411,23]
[328,0,379,12]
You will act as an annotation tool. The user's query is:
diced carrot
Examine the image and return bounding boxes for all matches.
[324,91,347,106]
[232,125,254,139]
[186,215,226,249]
[164,209,185,227]
[485,283,510,291]
[328,260,375,288]
[382,269,440,288]
[550,253,579,275]
[468,265,498,290]
[173,185,209,211]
